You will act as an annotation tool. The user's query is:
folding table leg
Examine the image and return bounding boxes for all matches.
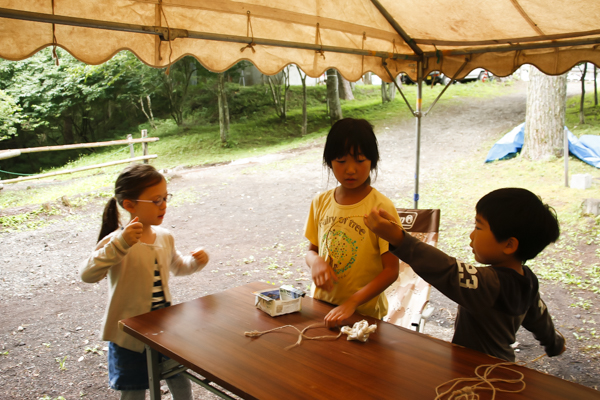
[145,345,161,400]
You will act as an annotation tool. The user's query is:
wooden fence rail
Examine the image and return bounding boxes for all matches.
[1,155,157,184]
[0,137,158,157]
[0,130,158,186]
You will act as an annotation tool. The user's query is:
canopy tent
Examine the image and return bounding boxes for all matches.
[1,0,599,206]
[2,0,600,80]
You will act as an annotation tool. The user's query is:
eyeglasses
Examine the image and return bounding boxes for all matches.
[135,193,173,207]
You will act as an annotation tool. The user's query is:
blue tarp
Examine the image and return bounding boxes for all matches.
[485,123,525,162]
[485,123,600,168]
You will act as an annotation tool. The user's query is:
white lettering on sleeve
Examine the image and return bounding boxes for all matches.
[458,262,479,289]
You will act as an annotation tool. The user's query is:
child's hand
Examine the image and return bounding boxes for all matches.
[122,217,143,247]
[364,207,404,247]
[324,301,357,328]
[191,247,209,266]
[560,342,566,355]
[311,256,338,292]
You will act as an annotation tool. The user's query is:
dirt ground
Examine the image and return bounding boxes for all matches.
[1,81,599,399]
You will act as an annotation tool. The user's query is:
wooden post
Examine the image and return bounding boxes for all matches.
[141,130,148,164]
[127,134,135,163]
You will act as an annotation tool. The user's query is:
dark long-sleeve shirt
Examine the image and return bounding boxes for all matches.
[391,233,564,361]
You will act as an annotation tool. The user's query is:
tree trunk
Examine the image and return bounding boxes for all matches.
[217,73,229,143]
[522,66,567,161]
[337,72,354,100]
[580,63,587,124]
[267,76,282,118]
[363,72,372,85]
[267,71,289,120]
[62,117,74,144]
[296,66,308,136]
[161,61,196,127]
[146,96,156,130]
[381,82,391,103]
[139,96,157,130]
[594,65,598,106]
[222,80,230,135]
[388,78,396,100]
[282,67,290,119]
[326,69,343,123]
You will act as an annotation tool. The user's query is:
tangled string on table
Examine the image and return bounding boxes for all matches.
[244,322,342,350]
[434,330,566,400]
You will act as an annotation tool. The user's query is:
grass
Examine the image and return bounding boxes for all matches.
[402,91,600,301]
[2,79,600,331]
[5,79,600,295]
[567,91,600,136]
[0,80,515,210]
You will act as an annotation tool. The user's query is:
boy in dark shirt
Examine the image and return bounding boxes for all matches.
[364,187,565,361]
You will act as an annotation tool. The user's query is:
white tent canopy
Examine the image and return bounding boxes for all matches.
[1,0,599,207]
[1,0,600,82]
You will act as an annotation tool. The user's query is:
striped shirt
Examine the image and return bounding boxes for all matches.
[151,259,169,310]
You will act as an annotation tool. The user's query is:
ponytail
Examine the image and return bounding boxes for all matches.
[97,164,163,243]
[97,197,120,243]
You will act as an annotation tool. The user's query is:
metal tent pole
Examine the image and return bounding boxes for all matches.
[0,8,419,62]
[414,61,423,209]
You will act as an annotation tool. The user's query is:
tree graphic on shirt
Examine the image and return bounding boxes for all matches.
[321,216,363,277]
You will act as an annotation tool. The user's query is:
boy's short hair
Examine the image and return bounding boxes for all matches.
[476,188,560,262]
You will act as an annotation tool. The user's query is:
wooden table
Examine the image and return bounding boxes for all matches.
[121,282,599,400]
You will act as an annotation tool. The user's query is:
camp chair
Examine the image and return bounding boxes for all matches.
[384,208,441,332]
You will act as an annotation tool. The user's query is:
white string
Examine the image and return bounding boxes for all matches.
[434,361,528,400]
[434,347,558,399]
[245,322,342,350]
[434,300,567,398]
[244,320,377,350]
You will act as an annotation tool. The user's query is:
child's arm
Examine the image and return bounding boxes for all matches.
[306,243,337,292]
[363,207,405,247]
[80,218,142,283]
[191,248,209,266]
[323,252,399,328]
[522,294,566,357]
[365,207,500,312]
[168,235,209,276]
[80,233,128,283]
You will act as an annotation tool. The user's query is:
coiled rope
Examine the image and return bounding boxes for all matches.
[435,330,566,400]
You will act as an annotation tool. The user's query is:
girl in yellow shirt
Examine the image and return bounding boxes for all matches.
[305,118,400,327]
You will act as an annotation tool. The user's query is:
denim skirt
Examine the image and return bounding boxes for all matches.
[108,342,151,391]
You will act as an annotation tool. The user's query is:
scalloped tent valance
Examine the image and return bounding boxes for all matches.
[1,0,599,82]
[2,0,599,208]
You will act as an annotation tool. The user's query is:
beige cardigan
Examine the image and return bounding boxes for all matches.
[80,226,206,352]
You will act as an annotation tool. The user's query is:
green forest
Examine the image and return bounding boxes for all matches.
[1,48,380,178]
[4,48,597,184]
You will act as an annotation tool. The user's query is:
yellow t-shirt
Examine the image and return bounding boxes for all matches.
[304,187,400,319]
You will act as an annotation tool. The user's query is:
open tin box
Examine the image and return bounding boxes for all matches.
[253,285,306,317]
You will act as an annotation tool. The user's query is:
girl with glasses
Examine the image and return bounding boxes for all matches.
[80,164,209,400]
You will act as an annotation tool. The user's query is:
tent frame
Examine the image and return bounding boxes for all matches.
[1,1,594,206]
[4,8,600,62]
